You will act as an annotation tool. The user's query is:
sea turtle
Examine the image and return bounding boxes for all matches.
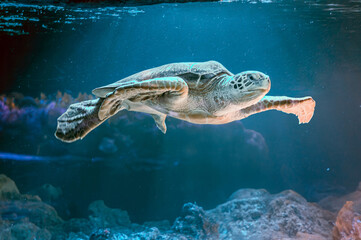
[55,61,316,142]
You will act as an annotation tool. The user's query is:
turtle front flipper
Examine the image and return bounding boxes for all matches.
[237,96,316,124]
[95,77,189,121]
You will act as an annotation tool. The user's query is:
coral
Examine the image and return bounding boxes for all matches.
[333,201,361,240]
[0,92,93,126]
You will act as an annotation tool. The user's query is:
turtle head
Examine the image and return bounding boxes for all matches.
[229,71,271,107]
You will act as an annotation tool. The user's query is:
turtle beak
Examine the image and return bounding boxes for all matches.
[266,76,271,91]
[258,76,271,92]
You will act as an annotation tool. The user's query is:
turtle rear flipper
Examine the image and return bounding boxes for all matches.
[97,77,188,121]
[151,113,167,133]
[55,98,123,143]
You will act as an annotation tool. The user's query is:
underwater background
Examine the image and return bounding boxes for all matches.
[0,0,361,239]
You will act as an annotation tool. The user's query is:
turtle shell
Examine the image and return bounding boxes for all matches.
[92,61,233,97]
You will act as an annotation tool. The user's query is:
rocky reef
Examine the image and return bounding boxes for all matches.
[1,174,361,240]
[0,175,64,239]
[333,201,361,240]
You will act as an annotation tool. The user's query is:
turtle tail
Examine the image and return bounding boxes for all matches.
[55,98,108,143]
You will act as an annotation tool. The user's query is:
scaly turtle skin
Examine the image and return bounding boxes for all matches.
[55,61,316,142]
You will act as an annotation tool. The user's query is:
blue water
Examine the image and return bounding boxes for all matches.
[1,0,361,225]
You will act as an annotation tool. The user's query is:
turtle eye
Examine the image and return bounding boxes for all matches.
[249,75,254,80]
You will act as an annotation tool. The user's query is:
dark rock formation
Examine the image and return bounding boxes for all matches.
[0,174,20,200]
[319,182,361,214]
[0,174,40,202]
[63,217,95,235]
[143,220,170,231]
[99,137,119,154]
[88,200,131,228]
[0,221,52,240]
[28,183,63,202]
[173,203,219,238]
[0,201,63,229]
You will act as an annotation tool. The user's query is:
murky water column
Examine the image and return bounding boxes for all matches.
[0,1,361,239]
